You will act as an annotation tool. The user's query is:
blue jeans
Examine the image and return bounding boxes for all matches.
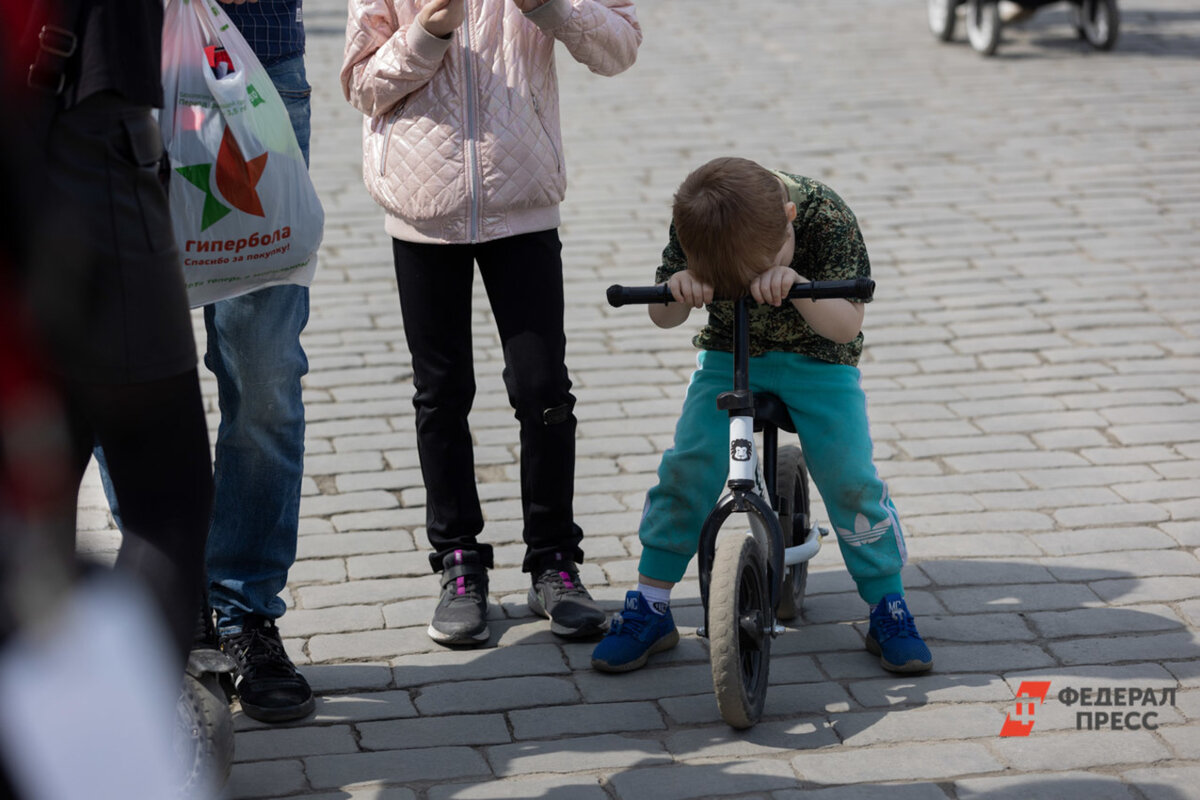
[206,54,312,634]
[97,61,312,633]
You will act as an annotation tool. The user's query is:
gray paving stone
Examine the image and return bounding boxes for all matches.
[305,747,491,790]
[226,759,309,800]
[1027,604,1186,639]
[486,734,670,777]
[509,700,665,739]
[791,741,1003,784]
[234,725,359,762]
[428,776,607,800]
[413,676,579,715]
[993,729,1171,772]
[358,713,510,751]
[608,759,799,800]
[954,772,1137,800]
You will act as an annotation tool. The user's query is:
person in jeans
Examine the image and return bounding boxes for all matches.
[99,0,315,723]
[205,0,315,724]
[342,0,641,646]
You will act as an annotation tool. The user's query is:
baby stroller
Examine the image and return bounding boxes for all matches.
[927,0,1119,55]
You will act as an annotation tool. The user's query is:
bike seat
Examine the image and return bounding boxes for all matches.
[754,393,795,434]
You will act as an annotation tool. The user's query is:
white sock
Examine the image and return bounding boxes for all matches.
[637,583,671,615]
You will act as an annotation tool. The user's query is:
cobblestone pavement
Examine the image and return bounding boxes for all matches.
[77,0,1200,797]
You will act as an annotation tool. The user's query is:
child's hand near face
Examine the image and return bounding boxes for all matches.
[419,0,466,38]
[666,269,713,309]
[649,270,712,329]
[749,265,803,307]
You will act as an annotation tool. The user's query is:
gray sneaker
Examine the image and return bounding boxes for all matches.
[528,554,607,639]
[428,550,490,646]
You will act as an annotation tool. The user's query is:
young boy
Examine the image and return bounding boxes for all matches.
[591,157,932,674]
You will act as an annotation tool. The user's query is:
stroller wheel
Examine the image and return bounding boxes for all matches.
[966,0,1001,55]
[1076,0,1119,50]
[927,0,957,41]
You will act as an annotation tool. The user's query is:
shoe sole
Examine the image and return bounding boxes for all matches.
[427,623,490,647]
[527,587,609,639]
[864,635,933,673]
[591,628,680,673]
[238,694,316,723]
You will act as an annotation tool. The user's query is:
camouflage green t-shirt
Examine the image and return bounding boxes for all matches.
[654,171,869,366]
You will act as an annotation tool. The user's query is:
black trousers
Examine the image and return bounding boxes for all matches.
[392,231,584,574]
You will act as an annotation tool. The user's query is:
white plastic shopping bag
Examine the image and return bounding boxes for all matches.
[160,0,323,307]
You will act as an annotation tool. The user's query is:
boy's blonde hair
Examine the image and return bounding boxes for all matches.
[672,157,789,299]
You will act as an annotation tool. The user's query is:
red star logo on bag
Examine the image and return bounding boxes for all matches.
[176,125,269,231]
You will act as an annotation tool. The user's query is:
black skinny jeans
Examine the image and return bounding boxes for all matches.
[392,231,584,574]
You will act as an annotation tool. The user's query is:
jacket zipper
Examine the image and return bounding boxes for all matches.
[378,105,403,177]
[531,93,561,172]
[462,13,482,242]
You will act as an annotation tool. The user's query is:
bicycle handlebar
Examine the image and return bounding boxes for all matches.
[606,277,875,308]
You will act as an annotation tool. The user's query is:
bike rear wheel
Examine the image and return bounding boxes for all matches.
[966,0,1001,54]
[709,533,772,729]
[774,445,811,622]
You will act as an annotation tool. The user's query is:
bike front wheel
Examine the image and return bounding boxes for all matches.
[173,673,235,796]
[709,533,772,729]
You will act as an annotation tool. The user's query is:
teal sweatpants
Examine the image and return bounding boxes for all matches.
[638,349,906,605]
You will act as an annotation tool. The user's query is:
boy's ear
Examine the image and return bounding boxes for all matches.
[785,201,797,223]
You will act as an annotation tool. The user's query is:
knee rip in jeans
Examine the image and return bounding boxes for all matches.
[542,402,573,426]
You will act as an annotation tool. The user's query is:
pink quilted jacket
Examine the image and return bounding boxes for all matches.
[342,0,641,244]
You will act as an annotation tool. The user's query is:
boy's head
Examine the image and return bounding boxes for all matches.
[672,157,797,299]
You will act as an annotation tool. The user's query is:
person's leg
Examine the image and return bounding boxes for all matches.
[636,350,735,584]
[203,284,309,632]
[592,350,732,671]
[67,371,213,665]
[392,239,492,646]
[770,353,930,672]
[392,238,491,570]
[265,54,312,166]
[477,231,606,638]
[476,231,582,570]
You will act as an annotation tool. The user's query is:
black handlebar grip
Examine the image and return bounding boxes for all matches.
[786,277,875,302]
[607,284,673,307]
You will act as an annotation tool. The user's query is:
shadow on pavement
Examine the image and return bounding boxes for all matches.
[224,558,1197,798]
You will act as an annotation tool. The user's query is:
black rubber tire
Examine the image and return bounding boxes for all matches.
[1077,0,1119,50]
[174,673,235,796]
[966,0,1001,55]
[928,0,957,41]
[774,445,810,622]
[709,533,771,730]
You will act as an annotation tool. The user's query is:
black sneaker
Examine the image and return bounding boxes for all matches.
[428,549,490,646]
[219,615,315,723]
[528,553,607,639]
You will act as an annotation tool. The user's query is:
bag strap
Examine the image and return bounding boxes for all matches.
[22,0,87,143]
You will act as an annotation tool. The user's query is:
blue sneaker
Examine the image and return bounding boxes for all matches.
[866,593,933,673]
[591,591,680,673]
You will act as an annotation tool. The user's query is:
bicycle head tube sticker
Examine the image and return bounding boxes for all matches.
[731,439,752,462]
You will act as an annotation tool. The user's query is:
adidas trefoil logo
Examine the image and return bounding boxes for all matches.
[836,513,891,547]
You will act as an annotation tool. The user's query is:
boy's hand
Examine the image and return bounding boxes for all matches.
[666,270,713,309]
[750,266,803,307]
[511,0,550,10]
[418,0,466,38]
